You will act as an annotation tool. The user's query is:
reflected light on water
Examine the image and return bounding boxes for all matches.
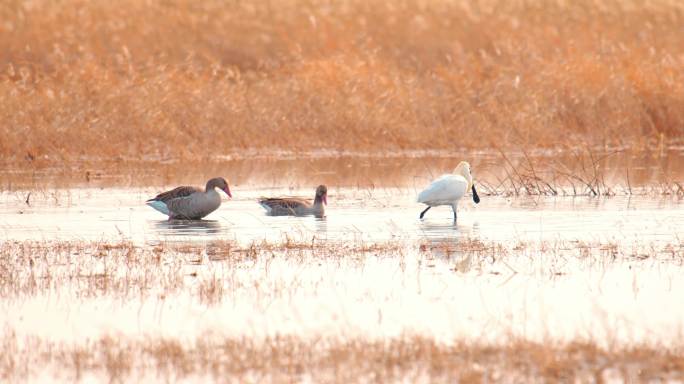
[0,188,682,245]
[151,219,224,237]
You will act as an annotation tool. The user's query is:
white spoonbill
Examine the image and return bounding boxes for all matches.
[146,177,232,220]
[417,161,480,221]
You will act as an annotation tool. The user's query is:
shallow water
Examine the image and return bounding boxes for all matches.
[1,186,684,352]
[1,187,682,245]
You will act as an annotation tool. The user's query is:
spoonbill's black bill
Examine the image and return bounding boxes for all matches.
[472,185,480,204]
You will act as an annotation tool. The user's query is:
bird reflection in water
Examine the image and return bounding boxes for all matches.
[151,219,224,237]
[418,221,480,272]
[314,216,328,236]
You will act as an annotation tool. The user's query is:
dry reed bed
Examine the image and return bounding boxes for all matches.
[2,332,683,382]
[1,238,681,300]
[1,0,683,164]
[478,148,684,197]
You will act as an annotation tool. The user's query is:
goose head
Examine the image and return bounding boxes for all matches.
[206,177,232,198]
[315,185,328,205]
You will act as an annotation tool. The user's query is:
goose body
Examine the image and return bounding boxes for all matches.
[146,177,232,220]
[417,161,480,221]
[259,185,327,218]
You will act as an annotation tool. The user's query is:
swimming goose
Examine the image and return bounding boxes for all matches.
[417,161,480,221]
[259,185,327,218]
[146,177,232,220]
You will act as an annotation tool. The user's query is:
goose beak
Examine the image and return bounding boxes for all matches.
[224,186,232,198]
[472,184,480,204]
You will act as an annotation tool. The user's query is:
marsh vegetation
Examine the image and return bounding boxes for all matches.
[1,0,684,382]
[1,0,684,164]
[2,237,684,382]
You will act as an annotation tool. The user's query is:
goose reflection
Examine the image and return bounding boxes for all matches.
[151,219,224,237]
[314,216,328,236]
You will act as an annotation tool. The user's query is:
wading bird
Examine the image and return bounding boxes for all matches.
[146,177,232,220]
[259,185,327,218]
[417,161,480,221]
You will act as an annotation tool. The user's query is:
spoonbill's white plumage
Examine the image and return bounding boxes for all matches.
[417,161,480,221]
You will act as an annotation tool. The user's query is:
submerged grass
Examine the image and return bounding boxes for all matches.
[2,332,683,383]
[1,238,681,300]
[2,238,684,381]
[0,239,405,299]
[1,0,683,165]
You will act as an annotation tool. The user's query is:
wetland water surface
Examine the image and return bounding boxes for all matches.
[1,187,682,244]
[2,185,684,348]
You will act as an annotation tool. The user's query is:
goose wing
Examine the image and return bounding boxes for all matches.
[417,174,468,204]
[148,186,202,204]
[258,197,311,210]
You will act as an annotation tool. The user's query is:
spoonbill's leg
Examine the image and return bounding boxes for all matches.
[452,204,458,222]
[419,206,431,219]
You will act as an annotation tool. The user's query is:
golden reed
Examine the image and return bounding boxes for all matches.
[1,0,682,164]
